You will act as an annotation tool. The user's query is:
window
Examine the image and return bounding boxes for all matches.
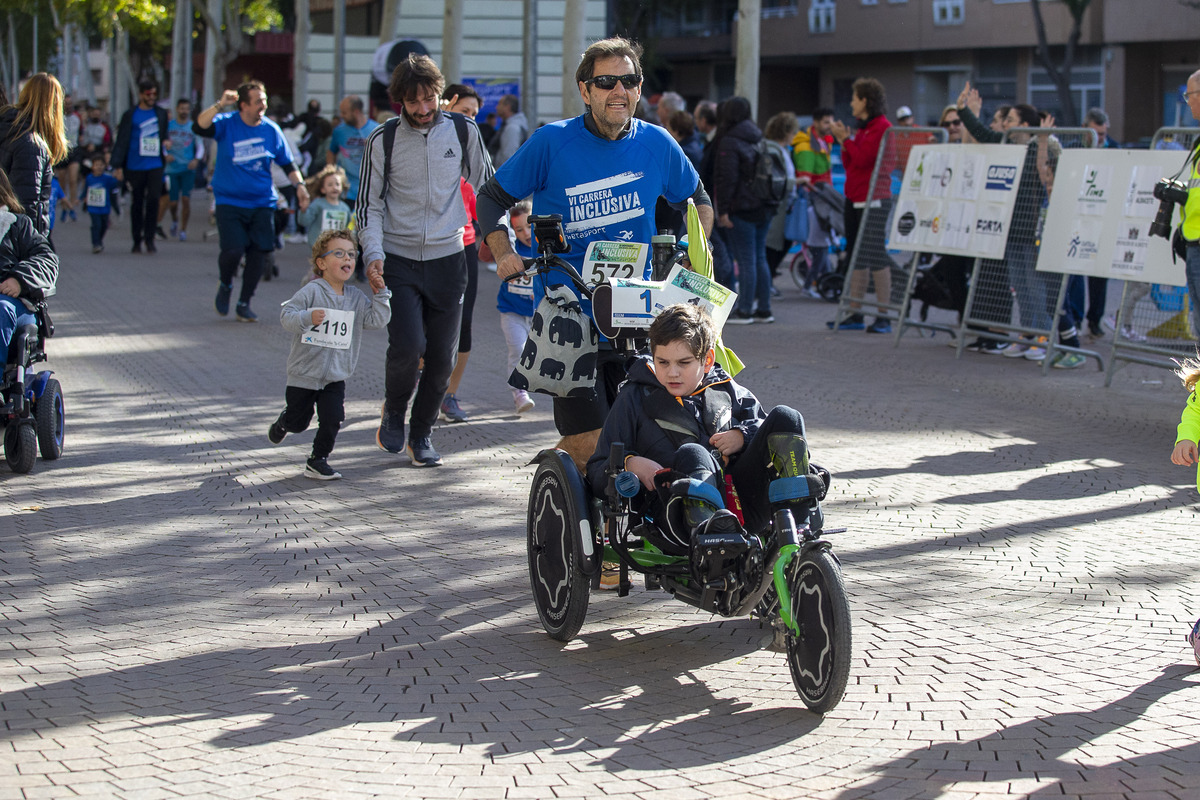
[932,0,964,25]
[862,0,878,6]
[763,0,800,18]
[650,0,738,37]
[809,0,836,33]
[1028,46,1104,121]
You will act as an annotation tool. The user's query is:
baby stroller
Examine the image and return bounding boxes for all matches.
[794,182,847,303]
[2,298,63,473]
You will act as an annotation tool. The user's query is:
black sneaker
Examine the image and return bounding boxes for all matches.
[268,419,287,444]
[131,242,142,254]
[235,302,258,323]
[978,339,1006,354]
[377,411,405,453]
[752,310,775,324]
[406,436,443,467]
[866,318,892,334]
[156,226,168,240]
[146,240,157,254]
[825,314,865,331]
[215,283,232,316]
[727,310,756,325]
[304,457,342,481]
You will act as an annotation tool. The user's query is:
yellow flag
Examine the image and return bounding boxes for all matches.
[686,199,744,376]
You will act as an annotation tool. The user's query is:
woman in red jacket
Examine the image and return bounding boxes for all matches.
[830,77,892,333]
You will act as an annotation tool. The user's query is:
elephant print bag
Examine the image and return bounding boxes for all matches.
[509,283,599,399]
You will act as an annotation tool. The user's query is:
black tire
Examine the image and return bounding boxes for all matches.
[527,459,591,641]
[4,423,37,474]
[35,378,64,460]
[788,249,809,290]
[785,548,851,714]
[817,272,843,303]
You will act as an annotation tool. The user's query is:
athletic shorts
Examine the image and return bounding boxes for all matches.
[551,346,629,436]
[167,170,196,201]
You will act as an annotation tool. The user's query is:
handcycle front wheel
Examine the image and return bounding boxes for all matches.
[527,454,591,641]
[785,548,851,714]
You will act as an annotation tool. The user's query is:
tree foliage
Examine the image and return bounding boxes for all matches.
[1029,0,1092,127]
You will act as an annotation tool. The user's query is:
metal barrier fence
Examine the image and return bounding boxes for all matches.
[953,127,1100,374]
[1104,127,1200,387]
[831,126,947,332]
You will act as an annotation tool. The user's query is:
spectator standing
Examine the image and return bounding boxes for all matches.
[1178,70,1200,342]
[656,91,686,128]
[327,95,378,215]
[1073,106,1120,338]
[492,94,529,167]
[356,54,494,466]
[193,83,310,322]
[763,112,800,283]
[895,105,915,127]
[112,79,169,253]
[56,96,82,221]
[0,73,69,237]
[666,110,704,170]
[792,108,834,187]
[157,99,204,241]
[830,77,893,334]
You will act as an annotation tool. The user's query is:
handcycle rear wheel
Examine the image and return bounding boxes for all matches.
[787,248,810,290]
[4,422,37,474]
[785,548,851,714]
[527,455,591,641]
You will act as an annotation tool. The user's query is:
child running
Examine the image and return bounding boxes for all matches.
[270,229,391,480]
[1171,355,1200,664]
[497,201,536,414]
[297,165,353,249]
[82,154,120,253]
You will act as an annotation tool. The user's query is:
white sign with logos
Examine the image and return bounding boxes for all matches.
[1036,149,1185,284]
[888,144,1028,260]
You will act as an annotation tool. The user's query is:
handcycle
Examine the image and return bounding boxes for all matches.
[1,297,64,473]
[514,215,852,713]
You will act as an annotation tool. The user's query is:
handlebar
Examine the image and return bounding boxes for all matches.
[503,253,596,299]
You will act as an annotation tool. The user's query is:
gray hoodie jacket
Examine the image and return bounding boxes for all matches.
[356,111,494,267]
[280,278,392,390]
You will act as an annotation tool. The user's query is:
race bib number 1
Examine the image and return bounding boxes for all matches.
[139,135,160,157]
[301,308,355,350]
[582,241,650,284]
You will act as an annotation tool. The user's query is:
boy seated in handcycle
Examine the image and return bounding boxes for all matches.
[585,303,824,552]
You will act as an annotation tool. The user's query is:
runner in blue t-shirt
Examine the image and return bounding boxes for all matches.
[157,98,205,242]
[476,36,714,469]
[111,79,169,253]
[194,82,310,322]
[327,95,379,209]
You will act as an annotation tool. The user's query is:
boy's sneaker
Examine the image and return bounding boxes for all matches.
[178,230,187,242]
[753,310,775,324]
[92,245,103,254]
[376,412,405,453]
[978,339,1006,354]
[304,457,342,481]
[826,314,865,331]
[439,393,468,423]
[865,318,891,334]
[514,389,535,414]
[268,419,287,444]
[215,282,232,316]
[1051,351,1087,370]
[727,310,756,325]
[235,302,258,323]
[406,436,443,467]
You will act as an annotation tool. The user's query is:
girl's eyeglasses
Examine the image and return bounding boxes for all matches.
[319,249,356,260]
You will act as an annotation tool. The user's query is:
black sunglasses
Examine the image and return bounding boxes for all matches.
[941,119,962,127]
[586,74,642,91]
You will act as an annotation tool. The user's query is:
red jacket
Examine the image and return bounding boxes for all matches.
[841,114,892,203]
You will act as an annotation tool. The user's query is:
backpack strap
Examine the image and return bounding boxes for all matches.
[377,112,472,206]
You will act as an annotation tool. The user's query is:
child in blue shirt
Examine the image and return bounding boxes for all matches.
[82,154,121,253]
[47,177,66,250]
[498,201,536,414]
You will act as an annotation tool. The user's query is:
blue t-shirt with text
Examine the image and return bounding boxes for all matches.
[209,112,295,209]
[166,119,198,175]
[328,120,379,202]
[491,116,699,319]
[126,107,163,171]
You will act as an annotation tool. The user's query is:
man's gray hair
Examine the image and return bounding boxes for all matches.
[1084,107,1109,126]
[658,91,686,116]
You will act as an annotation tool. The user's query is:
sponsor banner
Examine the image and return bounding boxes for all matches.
[1036,149,1184,283]
[889,144,1027,259]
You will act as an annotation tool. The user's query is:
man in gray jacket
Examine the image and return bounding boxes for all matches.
[357,54,494,466]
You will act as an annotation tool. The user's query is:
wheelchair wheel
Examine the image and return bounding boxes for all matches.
[785,548,851,714]
[527,456,591,641]
[4,422,37,474]
[787,248,810,290]
[35,378,64,460]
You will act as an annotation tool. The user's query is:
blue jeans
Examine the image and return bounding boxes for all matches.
[0,294,36,354]
[729,214,772,316]
[1006,242,1051,331]
[1187,244,1200,338]
[89,213,109,247]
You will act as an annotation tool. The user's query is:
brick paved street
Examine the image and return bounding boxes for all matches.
[2,212,1199,800]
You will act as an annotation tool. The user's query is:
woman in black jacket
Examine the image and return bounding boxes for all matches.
[714,97,774,324]
[0,167,58,354]
[0,73,69,237]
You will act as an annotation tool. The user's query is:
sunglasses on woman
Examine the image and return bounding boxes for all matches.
[941,119,962,128]
[585,74,642,91]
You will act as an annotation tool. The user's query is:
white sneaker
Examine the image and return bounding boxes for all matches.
[514,389,535,414]
[1120,325,1147,343]
[284,233,307,244]
[1000,341,1030,358]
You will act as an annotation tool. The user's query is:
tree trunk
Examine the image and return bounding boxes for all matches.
[1030,0,1085,127]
